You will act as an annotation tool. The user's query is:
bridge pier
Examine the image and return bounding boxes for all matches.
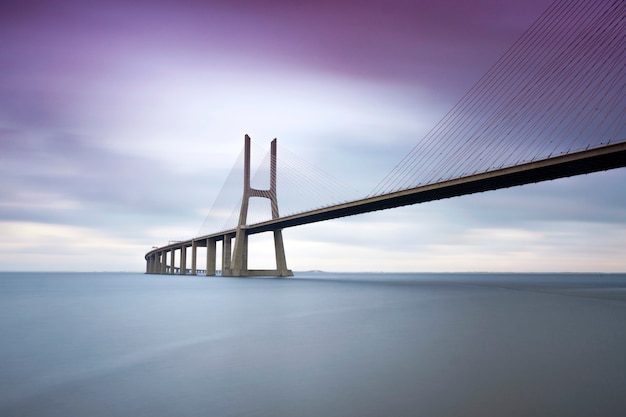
[231,227,248,276]
[222,235,232,275]
[274,229,289,275]
[206,238,216,276]
[191,240,197,275]
[180,245,187,275]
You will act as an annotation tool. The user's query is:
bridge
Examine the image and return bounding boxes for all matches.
[145,0,625,276]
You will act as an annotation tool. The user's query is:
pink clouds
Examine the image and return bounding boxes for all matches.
[0,0,553,89]
[0,0,555,138]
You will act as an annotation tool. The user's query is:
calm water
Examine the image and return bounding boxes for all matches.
[1,272,625,416]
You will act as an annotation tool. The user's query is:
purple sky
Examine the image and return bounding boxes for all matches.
[1,0,625,272]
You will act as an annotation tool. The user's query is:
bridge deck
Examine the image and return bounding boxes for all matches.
[247,141,626,233]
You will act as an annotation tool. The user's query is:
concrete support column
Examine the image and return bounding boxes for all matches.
[161,251,167,274]
[222,235,232,275]
[180,246,187,275]
[169,250,175,275]
[191,240,197,275]
[206,239,216,276]
[231,228,248,276]
[273,229,290,276]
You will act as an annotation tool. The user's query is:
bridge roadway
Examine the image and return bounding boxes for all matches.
[145,141,626,273]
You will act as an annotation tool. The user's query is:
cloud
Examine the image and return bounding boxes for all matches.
[0,221,148,271]
[446,169,626,227]
[0,130,215,249]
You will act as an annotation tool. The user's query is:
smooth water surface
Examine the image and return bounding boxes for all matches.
[1,272,625,416]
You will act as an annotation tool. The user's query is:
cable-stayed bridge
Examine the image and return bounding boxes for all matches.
[145,0,625,276]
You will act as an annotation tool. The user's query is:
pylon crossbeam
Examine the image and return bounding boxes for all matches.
[250,189,273,199]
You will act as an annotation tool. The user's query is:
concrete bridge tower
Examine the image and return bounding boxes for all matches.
[224,135,293,277]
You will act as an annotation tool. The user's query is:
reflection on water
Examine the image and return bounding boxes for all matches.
[1,272,625,416]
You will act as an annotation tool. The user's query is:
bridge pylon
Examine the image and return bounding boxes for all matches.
[224,135,293,277]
